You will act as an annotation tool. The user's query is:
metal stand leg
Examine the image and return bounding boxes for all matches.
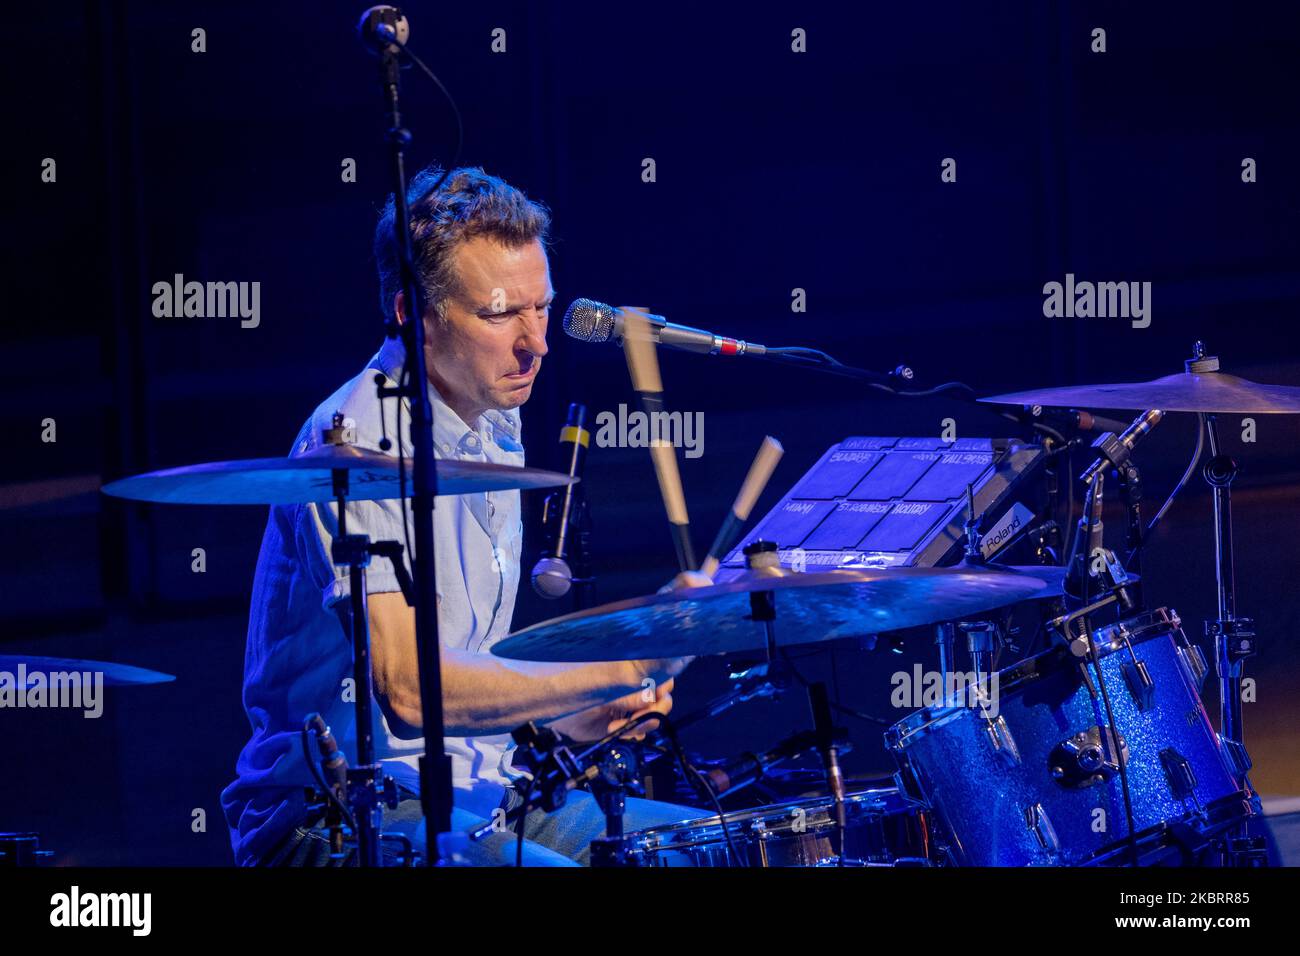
[331,468,386,866]
[1201,413,1256,781]
[935,623,955,689]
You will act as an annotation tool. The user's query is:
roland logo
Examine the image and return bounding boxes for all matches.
[980,502,1035,559]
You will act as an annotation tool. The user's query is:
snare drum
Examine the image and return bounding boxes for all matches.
[887,608,1253,866]
[622,786,931,867]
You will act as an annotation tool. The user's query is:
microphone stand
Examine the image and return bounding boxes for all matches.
[367,20,453,866]
[1112,458,1146,611]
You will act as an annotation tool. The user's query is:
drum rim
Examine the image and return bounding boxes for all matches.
[625,786,917,846]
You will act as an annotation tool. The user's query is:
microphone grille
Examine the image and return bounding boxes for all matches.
[563,298,616,343]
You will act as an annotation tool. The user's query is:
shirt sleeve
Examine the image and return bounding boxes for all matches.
[296,497,411,610]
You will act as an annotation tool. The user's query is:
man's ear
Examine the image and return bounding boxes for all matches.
[392,291,408,327]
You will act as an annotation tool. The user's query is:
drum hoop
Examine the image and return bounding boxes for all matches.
[1082,790,1256,866]
[627,786,914,847]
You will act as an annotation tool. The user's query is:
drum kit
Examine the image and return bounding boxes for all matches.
[81,338,1295,867]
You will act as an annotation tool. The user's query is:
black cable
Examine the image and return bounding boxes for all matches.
[1073,480,1138,866]
[1072,616,1140,866]
[378,36,470,577]
[888,380,980,400]
[760,346,978,400]
[397,47,465,191]
[513,776,535,867]
[653,715,746,867]
[780,647,889,726]
[396,361,414,572]
[1125,412,1205,569]
[1065,442,1075,539]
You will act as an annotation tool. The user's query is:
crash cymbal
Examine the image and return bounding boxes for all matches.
[491,564,1053,662]
[101,445,576,505]
[0,656,175,687]
[981,364,1300,414]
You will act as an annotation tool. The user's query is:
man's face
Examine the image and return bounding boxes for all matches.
[420,236,552,424]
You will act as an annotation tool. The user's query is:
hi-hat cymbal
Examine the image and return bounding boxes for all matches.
[491,564,1054,662]
[101,445,576,505]
[0,655,174,687]
[981,370,1300,415]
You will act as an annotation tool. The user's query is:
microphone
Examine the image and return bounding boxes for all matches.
[1024,407,1132,435]
[306,713,349,795]
[356,5,410,53]
[1064,472,1106,600]
[808,682,848,849]
[701,729,818,798]
[564,298,767,358]
[532,404,591,599]
[1079,409,1164,486]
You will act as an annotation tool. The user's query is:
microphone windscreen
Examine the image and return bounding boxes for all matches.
[531,556,574,598]
[563,298,617,343]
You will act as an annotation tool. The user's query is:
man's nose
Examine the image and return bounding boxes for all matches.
[518,313,549,357]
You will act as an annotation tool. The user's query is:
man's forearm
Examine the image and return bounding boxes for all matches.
[365,592,649,738]
[437,648,642,737]
[379,643,640,738]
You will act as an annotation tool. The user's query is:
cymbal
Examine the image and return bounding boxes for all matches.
[491,565,1053,662]
[981,370,1300,414]
[0,655,175,687]
[101,445,576,505]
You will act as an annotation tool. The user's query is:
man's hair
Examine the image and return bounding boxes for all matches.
[374,165,551,322]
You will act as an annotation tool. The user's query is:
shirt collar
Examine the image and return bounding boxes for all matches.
[371,336,522,455]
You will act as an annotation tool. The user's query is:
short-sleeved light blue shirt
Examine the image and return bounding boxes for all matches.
[221,337,526,866]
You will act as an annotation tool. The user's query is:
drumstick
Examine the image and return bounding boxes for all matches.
[622,308,697,573]
[699,436,784,579]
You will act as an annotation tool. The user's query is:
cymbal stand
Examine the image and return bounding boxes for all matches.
[1190,349,1256,782]
[738,540,850,863]
[308,415,409,865]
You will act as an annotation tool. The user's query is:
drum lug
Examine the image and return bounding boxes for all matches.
[1159,747,1200,801]
[1216,734,1254,778]
[1023,803,1061,859]
[892,765,929,806]
[1122,658,1155,710]
[1176,641,1209,691]
[983,715,1020,767]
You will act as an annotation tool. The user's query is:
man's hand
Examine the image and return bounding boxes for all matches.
[549,678,675,743]
[657,570,714,594]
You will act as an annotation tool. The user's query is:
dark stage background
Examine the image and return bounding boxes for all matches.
[2,1,1298,864]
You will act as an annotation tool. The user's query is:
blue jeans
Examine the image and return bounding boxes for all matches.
[263,786,701,867]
